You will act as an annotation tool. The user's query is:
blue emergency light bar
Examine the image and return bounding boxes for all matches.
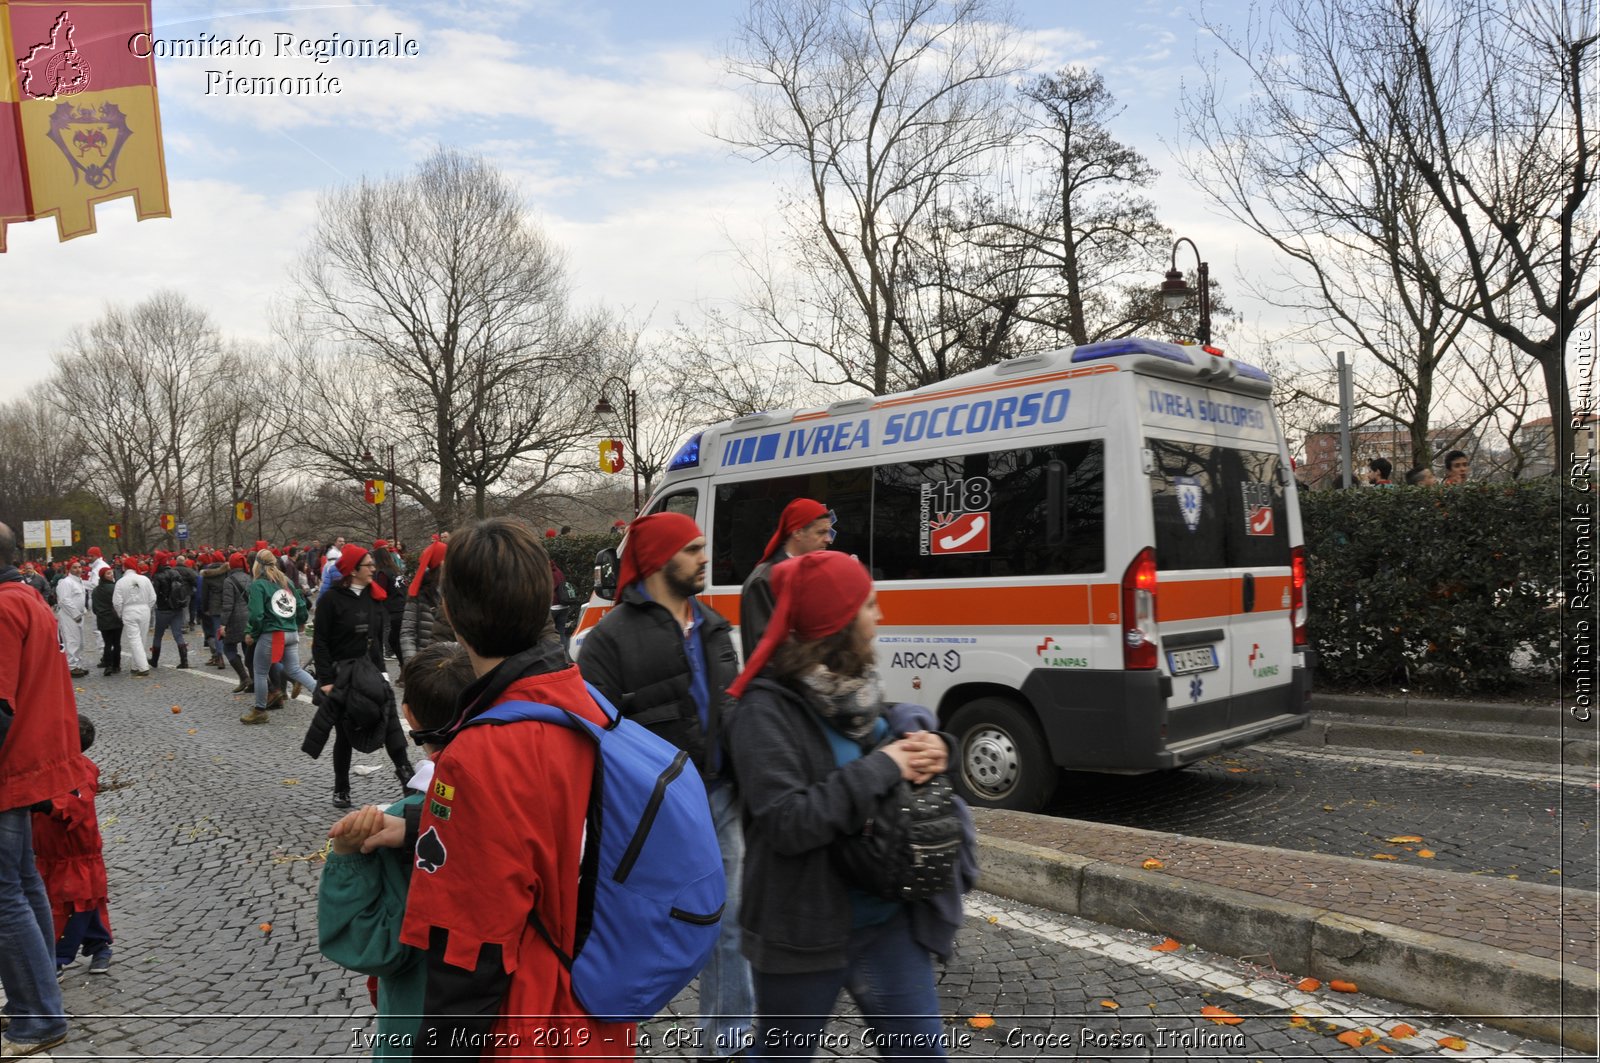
[1070,338,1196,365]
[668,432,703,471]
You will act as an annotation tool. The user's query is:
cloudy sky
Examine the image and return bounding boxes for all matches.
[1,0,1281,394]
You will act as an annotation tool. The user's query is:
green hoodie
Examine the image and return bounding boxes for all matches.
[317,792,426,1058]
[246,578,308,639]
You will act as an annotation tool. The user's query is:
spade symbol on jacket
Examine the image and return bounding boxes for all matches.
[415,826,447,874]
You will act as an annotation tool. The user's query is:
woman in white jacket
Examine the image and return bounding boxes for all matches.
[112,558,157,676]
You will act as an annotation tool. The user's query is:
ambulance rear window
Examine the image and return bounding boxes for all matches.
[871,441,1105,580]
[1147,440,1289,570]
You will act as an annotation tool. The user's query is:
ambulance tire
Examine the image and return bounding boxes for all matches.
[948,697,1056,812]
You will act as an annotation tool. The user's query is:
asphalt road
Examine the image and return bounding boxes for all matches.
[1045,741,1596,892]
[8,662,1572,1060]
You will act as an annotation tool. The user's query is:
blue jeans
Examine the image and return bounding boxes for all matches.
[0,808,69,1044]
[752,908,943,1061]
[253,631,317,709]
[700,782,754,1055]
[152,609,187,657]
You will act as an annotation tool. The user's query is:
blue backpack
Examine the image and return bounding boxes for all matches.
[469,683,725,1023]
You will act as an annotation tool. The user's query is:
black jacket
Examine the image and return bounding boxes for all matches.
[91,579,119,631]
[576,584,739,780]
[312,585,386,680]
[725,679,972,974]
[398,574,453,660]
[199,562,229,616]
[218,570,251,642]
[738,556,784,660]
[303,655,397,757]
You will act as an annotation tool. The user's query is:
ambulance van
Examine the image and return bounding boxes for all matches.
[572,337,1313,812]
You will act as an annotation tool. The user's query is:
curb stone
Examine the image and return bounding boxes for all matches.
[974,833,1599,1052]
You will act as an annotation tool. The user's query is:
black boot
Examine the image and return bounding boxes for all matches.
[230,658,251,693]
[332,789,352,810]
[177,645,190,669]
[149,647,159,669]
[395,761,415,796]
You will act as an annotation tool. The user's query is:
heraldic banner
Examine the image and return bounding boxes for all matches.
[1,0,169,250]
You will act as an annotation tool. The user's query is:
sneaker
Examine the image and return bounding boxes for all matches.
[87,949,112,975]
[131,670,150,678]
[265,689,285,710]
[332,790,352,810]
[2,1031,68,1057]
[239,707,270,725]
[69,668,88,678]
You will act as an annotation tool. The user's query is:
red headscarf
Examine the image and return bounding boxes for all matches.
[761,498,829,562]
[408,540,446,597]
[617,513,702,591]
[727,550,873,700]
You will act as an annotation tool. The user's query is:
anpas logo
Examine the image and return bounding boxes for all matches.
[1034,636,1087,669]
[1247,643,1279,679]
[890,650,961,671]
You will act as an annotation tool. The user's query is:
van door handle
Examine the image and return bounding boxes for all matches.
[1242,573,1256,613]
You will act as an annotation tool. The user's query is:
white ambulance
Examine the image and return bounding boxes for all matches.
[572,338,1312,812]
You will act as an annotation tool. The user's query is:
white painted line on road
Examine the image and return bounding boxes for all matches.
[1266,744,1589,788]
[965,894,1555,1060]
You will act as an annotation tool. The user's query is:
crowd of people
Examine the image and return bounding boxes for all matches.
[0,501,975,1061]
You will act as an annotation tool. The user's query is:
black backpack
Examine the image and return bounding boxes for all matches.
[155,570,188,612]
[831,733,964,902]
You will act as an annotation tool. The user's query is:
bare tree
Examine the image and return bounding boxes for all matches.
[673,309,840,420]
[962,68,1181,347]
[1182,0,1596,467]
[285,148,610,527]
[0,391,92,538]
[722,0,1024,394]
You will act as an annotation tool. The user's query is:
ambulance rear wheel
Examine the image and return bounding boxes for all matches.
[949,698,1056,812]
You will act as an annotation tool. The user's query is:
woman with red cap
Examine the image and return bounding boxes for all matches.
[398,540,453,663]
[738,498,832,659]
[725,551,971,1060]
[242,550,317,726]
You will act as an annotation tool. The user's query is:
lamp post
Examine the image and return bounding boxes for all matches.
[362,441,399,544]
[593,377,640,515]
[1159,237,1211,346]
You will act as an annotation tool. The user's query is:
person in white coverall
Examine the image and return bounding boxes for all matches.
[54,561,91,676]
[112,559,156,676]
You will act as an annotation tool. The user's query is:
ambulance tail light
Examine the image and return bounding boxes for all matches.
[1122,547,1158,670]
[1290,546,1308,649]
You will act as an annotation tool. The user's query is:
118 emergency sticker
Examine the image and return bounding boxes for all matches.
[921,476,993,555]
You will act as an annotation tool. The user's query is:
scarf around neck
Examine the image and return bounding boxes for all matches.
[800,664,885,746]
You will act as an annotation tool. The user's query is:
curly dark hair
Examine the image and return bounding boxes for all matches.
[766,619,875,683]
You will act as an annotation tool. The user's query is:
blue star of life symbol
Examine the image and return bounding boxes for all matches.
[1189,677,1203,702]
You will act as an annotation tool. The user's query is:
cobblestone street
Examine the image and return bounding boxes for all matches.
[8,665,1576,1060]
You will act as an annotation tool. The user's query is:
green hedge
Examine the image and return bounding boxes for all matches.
[1300,481,1566,692]
[543,533,618,603]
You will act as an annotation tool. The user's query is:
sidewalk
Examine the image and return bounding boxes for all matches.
[973,807,1599,1052]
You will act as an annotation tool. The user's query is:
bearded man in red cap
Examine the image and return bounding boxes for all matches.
[738,498,832,660]
[576,512,752,1057]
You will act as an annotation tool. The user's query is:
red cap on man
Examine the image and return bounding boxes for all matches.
[761,498,829,562]
[616,513,702,591]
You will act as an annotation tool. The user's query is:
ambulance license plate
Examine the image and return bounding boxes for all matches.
[1167,647,1218,675]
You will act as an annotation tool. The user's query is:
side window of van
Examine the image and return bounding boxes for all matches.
[649,489,700,519]
[1147,441,1289,570]
[871,442,1105,581]
[711,470,871,586]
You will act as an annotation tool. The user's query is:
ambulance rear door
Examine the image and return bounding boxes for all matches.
[1139,372,1295,758]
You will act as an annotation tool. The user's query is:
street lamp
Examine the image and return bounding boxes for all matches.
[1159,237,1211,346]
[593,377,640,515]
[361,441,399,544]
